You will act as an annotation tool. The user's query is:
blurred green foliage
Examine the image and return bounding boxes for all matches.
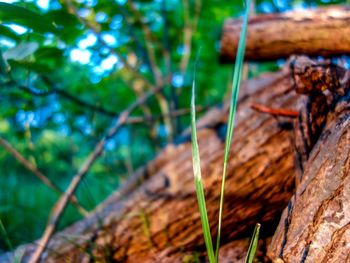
[0,0,346,252]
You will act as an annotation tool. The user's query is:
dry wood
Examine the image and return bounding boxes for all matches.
[220,6,350,62]
[1,68,301,262]
[3,58,350,262]
[268,93,350,262]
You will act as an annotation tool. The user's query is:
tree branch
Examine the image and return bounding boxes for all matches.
[28,82,166,263]
[0,136,88,217]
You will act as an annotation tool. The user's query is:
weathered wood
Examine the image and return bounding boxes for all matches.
[4,58,350,262]
[0,68,301,262]
[220,6,350,62]
[268,76,350,262]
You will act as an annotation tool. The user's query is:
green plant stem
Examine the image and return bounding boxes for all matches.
[245,223,261,263]
[215,0,251,260]
[191,51,216,263]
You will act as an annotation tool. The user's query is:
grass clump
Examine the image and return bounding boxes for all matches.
[190,0,259,262]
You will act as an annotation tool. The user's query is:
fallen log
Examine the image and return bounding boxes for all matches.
[268,65,350,262]
[3,57,350,263]
[220,6,350,62]
[1,67,300,262]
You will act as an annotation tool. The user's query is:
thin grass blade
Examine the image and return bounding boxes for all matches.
[245,223,261,263]
[191,55,216,263]
[0,218,12,250]
[215,0,252,260]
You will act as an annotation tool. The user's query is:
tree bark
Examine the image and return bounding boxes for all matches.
[3,58,350,262]
[220,6,350,62]
[268,91,350,262]
[0,68,301,262]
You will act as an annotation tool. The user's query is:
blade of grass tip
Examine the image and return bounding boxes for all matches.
[215,0,252,260]
[191,50,216,263]
[0,218,13,250]
[245,223,261,263]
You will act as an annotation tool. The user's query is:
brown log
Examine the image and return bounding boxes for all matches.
[0,68,300,262]
[268,88,350,261]
[220,6,350,62]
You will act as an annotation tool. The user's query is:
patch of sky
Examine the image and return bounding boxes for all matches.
[293,2,309,10]
[89,74,102,84]
[95,12,108,23]
[35,0,49,11]
[16,110,35,128]
[116,127,130,145]
[57,124,70,136]
[0,38,16,49]
[171,73,184,88]
[5,24,28,35]
[43,33,55,45]
[148,13,162,31]
[99,47,110,56]
[78,8,92,18]
[92,66,105,75]
[52,113,66,124]
[258,2,275,13]
[51,100,61,111]
[115,0,127,5]
[101,54,119,71]
[50,0,62,10]
[341,56,350,69]
[70,48,92,64]
[140,64,148,73]
[272,0,289,12]
[157,124,168,138]
[110,15,123,30]
[57,40,67,49]
[78,33,97,49]
[101,33,117,47]
[106,127,130,150]
[75,116,92,135]
[277,59,286,67]
[85,0,98,7]
[176,45,188,55]
[30,106,54,128]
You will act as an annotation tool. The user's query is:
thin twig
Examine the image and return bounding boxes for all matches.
[179,0,201,76]
[0,136,88,216]
[63,0,173,141]
[4,77,120,118]
[63,0,155,91]
[29,84,165,263]
[126,105,208,124]
[127,0,162,85]
[251,103,299,118]
[127,0,173,140]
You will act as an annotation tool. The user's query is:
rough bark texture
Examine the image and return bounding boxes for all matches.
[2,58,350,263]
[220,6,350,62]
[268,96,350,262]
[1,68,301,262]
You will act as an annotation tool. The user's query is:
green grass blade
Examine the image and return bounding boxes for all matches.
[0,218,12,250]
[245,223,261,263]
[215,0,252,260]
[191,55,216,263]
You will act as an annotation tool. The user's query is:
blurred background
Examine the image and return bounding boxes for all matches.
[0,0,347,252]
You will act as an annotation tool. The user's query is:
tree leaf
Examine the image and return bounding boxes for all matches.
[3,42,39,61]
[0,2,57,34]
[35,47,64,59]
[0,25,20,41]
